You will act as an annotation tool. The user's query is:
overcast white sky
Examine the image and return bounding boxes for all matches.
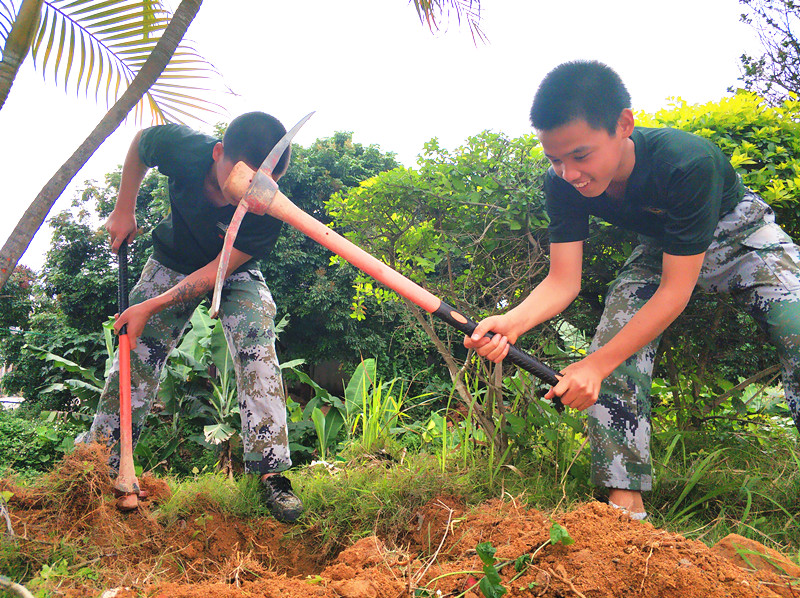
[0,0,760,271]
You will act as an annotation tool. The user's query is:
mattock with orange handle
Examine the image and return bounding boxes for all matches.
[114,241,140,511]
[210,112,315,318]
[213,113,564,411]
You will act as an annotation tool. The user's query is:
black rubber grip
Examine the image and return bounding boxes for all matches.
[433,301,564,412]
[118,242,129,335]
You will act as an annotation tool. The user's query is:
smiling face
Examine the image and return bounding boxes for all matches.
[537,109,636,198]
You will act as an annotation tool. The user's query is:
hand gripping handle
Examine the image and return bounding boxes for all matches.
[432,301,564,412]
[118,242,129,335]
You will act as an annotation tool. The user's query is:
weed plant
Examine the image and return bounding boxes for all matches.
[0,408,85,475]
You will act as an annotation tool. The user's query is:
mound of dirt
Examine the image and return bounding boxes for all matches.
[2,446,798,597]
[136,499,797,598]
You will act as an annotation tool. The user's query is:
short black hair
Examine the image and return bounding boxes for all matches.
[222,112,291,177]
[530,60,631,135]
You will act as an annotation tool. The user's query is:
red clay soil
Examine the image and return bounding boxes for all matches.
[2,445,798,598]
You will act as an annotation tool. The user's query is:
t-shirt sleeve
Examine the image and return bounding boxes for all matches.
[138,124,196,178]
[544,170,590,243]
[660,156,725,256]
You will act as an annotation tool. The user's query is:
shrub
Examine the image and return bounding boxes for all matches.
[638,92,800,237]
[0,409,85,474]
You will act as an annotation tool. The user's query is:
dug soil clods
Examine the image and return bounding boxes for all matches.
[1,445,797,597]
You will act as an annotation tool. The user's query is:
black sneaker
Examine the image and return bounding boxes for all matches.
[261,475,304,523]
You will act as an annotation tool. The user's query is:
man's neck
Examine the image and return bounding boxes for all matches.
[204,164,228,207]
[606,137,636,200]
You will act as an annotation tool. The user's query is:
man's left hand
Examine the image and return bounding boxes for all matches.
[114,301,154,348]
[545,356,608,411]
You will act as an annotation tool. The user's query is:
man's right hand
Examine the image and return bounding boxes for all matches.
[463,314,521,363]
[105,210,138,253]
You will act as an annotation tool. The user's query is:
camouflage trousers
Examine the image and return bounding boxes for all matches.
[588,191,800,491]
[81,258,291,475]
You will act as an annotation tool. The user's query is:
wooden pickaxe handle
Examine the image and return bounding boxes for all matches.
[114,241,140,510]
[224,162,563,411]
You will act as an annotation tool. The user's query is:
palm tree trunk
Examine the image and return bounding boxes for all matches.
[0,0,44,112]
[0,0,203,290]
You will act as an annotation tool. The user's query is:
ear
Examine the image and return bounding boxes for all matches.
[212,142,224,162]
[616,109,635,138]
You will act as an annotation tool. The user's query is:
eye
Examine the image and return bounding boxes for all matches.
[574,154,589,161]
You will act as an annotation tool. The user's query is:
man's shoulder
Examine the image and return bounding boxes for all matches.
[139,124,218,175]
[140,123,218,149]
[634,125,714,145]
[633,126,721,169]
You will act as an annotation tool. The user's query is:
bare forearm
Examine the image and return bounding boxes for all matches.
[542,251,703,410]
[146,267,215,315]
[589,288,690,377]
[135,249,251,319]
[507,274,580,336]
[116,131,148,214]
[116,249,253,346]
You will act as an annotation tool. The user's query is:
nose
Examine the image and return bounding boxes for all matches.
[559,162,580,182]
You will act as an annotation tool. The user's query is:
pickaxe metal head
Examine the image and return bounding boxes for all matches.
[210,112,315,318]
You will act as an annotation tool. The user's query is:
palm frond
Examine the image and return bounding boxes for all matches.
[411,0,486,44]
[29,0,222,125]
[0,1,18,46]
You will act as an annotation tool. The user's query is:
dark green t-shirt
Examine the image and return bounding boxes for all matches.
[139,124,283,274]
[544,126,745,256]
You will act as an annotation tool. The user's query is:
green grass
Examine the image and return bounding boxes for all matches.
[648,426,800,550]
[154,471,268,524]
[290,450,487,554]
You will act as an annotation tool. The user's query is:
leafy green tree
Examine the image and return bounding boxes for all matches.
[330,133,552,319]
[0,264,34,374]
[734,0,799,103]
[327,131,554,451]
[0,265,32,332]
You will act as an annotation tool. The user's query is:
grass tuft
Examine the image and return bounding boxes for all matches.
[154,471,267,524]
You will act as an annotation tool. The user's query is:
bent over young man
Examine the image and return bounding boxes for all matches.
[465,61,800,519]
[81,112,303,522]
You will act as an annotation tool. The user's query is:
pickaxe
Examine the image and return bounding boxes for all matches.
[114,241,140,510]
[211,114,563,410]
[210,112,314,318]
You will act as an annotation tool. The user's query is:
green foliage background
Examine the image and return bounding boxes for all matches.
[0,92,798,474]
[329,92,800,432]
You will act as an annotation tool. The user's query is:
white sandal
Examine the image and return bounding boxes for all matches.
[609,500,648,520]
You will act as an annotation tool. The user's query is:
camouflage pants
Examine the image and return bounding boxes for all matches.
[81,258,291,475]
[588,191,800,491]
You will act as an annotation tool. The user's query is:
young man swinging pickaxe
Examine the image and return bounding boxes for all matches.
[79,112,304,521]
